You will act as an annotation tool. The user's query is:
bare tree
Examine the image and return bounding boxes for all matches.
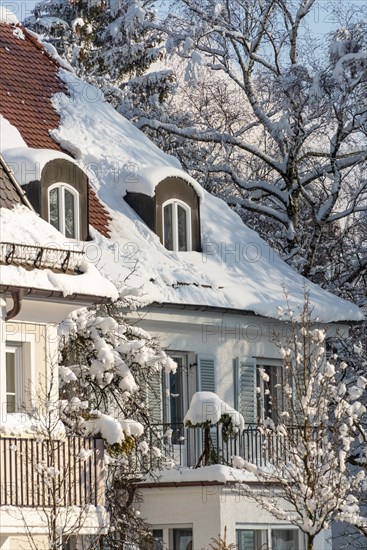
[232,294,367,550]
[139,1,367,290]
[5,379,106,550]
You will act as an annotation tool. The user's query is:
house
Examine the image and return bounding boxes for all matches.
[0,12,364,550]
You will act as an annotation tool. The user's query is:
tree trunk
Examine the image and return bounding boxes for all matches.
[307,534,314,550]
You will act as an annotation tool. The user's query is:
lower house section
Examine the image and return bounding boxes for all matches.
[139,483,333,550]
[0,436,108,549]
[0,506,109,549]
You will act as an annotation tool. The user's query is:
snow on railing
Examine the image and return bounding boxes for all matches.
[0,242,84,274]
[127,423,292,473]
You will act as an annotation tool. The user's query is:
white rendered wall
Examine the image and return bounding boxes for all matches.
[140,484,332,549]
[132,307,349,407]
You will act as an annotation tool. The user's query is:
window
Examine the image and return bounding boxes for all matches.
[163,200,191,251]
[256,361,283,422]
[237,527,301,550]
[272,529,300,549]
[172,528,193,550]
[5,344,22,413]
[237,529,266,550]
[165,354,189,443]
[49,184,79,239]
[152,529,164,550]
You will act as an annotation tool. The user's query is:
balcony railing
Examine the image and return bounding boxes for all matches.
[134,423,291,472]
[0,436,105,507]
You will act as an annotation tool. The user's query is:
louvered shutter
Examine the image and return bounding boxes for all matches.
[197,356,216,392]
[147,370,163,426]
[197,355,217,451]
[236,358,257,425]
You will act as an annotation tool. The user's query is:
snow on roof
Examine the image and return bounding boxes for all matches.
[0,115,84,185]
[48,70,364,323]
[0,205,118,300]
[137,166,205,201]
[142,464,256,484]
[0,28,112,237]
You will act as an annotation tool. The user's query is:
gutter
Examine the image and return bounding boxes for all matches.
[5,289,24,321]
[142,302,363,326]
[0,284,113,307]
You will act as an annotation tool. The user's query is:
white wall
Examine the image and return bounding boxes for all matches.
[140,484,332,549]
[132,308,282,406]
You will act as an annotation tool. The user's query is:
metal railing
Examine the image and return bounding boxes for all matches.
[0,436,105,507]
[0,242,84,273]
[127,423,291,473]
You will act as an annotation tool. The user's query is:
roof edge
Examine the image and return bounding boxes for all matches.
[0,284,114,305]
[144,301,362,325]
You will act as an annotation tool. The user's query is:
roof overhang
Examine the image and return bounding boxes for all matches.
[131,301,361,326]
[1,285,112,323]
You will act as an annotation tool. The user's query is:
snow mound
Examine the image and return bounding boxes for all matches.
[184,391,245,431]
[143,464,256,484]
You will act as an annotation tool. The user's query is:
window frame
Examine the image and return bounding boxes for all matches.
[236,525,304,550]
[162,199,192,252]
[5,343,23,413]
[48,182,80,239]
[255,358,283,422]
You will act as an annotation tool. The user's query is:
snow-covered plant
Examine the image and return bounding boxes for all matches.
[233,294,367,550]
[184,391,244,466]
[10,377,105,550]
[58,300,176,549]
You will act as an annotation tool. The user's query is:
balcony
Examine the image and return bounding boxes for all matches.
[0,436,105,508]
[136,423,289,472]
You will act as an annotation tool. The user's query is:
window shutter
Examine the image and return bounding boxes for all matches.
[236,358,257,425]
[197,355,217,450]
[197,355,216,392]
[147,371,163,426]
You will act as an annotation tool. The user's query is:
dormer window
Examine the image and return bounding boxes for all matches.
[163,200,192,251]
[124,176,201,252]
[23,158,89,240]
[48,184,79,239]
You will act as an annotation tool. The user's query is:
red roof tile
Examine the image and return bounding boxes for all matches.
[0,23,111,237]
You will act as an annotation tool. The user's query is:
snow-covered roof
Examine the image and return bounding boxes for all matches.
[0,24,363,322]
[0,205,118,300]
[45,70,363,323]
[0,25,112,238]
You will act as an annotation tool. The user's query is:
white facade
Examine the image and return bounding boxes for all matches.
[139,484,332,550]
[131,306,343,550]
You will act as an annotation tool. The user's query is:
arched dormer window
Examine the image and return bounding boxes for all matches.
[163,199,192,251]
[48,183,79,239]
[22,158,89,240]
[124,176,201,251]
